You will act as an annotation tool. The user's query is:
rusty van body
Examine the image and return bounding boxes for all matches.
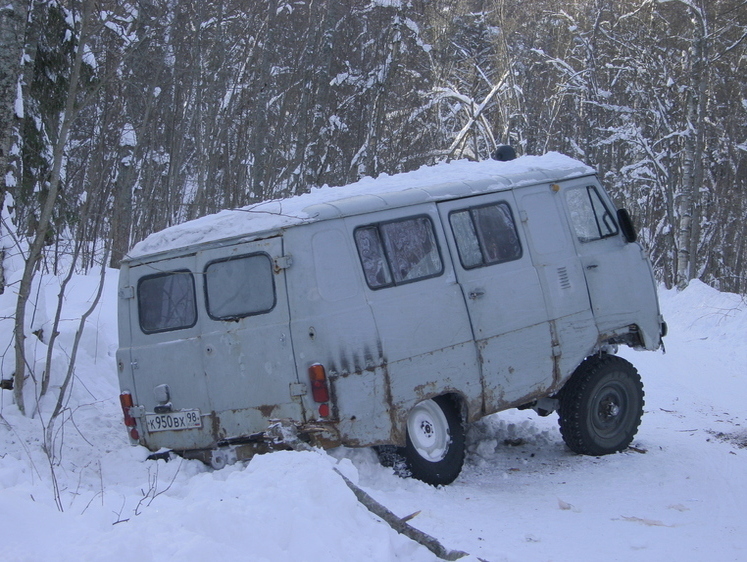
[117,152,665,485]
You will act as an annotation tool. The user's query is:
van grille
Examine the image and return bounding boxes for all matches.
[557,267,571,290]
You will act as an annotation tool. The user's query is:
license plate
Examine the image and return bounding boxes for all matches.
[145,409,202,432]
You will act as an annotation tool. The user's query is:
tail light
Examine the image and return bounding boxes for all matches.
[308,364,330,402]
[119,391,140,440]
[308,364,330,418]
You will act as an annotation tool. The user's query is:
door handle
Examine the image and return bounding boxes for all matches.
[469,289,485,300]
[586,264,599,270]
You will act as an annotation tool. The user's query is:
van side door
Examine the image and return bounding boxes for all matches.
[348,206,483,425]
[514,184,599,381]
[437,194,554,411]
[560,179,661,348]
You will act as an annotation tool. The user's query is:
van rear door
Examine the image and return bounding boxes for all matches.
[126,252,214,450]
[126,236,303,451]
[196,236,305,437]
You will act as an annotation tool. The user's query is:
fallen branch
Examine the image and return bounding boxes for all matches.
[333,468,468,561]
[270,420,469,560]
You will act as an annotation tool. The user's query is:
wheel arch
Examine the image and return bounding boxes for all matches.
[436,391,468,424]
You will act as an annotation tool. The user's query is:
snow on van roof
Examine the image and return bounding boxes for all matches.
[127,152,593,261]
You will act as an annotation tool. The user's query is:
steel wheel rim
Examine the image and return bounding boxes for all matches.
[591,380,630,438]
[407,399,450,462]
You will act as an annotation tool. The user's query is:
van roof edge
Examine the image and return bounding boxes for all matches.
[125,154,595,262]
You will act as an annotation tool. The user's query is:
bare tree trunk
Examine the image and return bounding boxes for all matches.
[248,0,278,200]
[45,247,108,447]
[676,1,708,290]
[13,0,92,414]
[109,139,135,268]
[0,0,28,294]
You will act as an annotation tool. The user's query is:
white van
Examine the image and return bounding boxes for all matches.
[117,152,665,485]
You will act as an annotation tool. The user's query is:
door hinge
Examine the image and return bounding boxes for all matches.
[290,382,307,397]
[129,405,145,418]
[274,255,293,271]
[119,286,135,299]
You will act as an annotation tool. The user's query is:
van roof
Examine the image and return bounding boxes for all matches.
[126,152,593,263]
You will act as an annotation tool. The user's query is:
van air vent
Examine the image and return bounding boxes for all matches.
[557,267,571,290]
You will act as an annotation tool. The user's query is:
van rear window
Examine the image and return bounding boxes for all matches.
[138,270,197,333]
[355,216,443,289]
[204,253,275,320]
[449,202,522,269]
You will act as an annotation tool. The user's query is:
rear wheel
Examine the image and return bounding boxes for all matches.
[400,395,465,486]
[558,354,644,456]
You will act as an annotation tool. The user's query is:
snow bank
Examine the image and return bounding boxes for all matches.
[1,450,433,561]
[0,269,436,561]
[1,269,746,561]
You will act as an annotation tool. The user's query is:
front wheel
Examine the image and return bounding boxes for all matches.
[558,354,644,456]
[399,395,465,486]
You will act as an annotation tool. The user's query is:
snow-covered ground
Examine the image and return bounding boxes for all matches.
[1,272,745,561]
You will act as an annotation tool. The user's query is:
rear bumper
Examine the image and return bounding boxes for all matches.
[152,419,342,469]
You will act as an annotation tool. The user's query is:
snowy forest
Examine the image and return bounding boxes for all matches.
[0,0,746,394]
[0,4,746,556]
[1,0,746,286]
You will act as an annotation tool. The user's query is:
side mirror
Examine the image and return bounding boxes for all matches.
[617,208,637,243]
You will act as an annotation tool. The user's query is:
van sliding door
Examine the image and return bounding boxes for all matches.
[349,207,482,421]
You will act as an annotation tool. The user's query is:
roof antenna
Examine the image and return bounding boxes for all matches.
[491,145,516,162]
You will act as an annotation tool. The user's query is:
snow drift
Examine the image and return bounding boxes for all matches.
[1,274,745,561]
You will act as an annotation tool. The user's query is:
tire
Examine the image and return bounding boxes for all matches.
[558,354,644,456]
[399,395,465,486]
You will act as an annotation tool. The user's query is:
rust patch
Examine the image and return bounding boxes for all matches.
[413,380,438,399]
[257,404,277,418]
[381,356,401,444]
[549,319,562,387]
[334,343,383,378]
[328,377,339,419]
[363,345,376,369]
[209,411,226,441]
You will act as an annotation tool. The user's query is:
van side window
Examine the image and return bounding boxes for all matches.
[138,270,197,333]
[355,216,443,289]
[449,202,522,269]
[565,186,619,242]
[204,254,275,320]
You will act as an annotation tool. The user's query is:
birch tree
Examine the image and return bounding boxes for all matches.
[0,0,28,293]
[13,0,94,414]
[2,0,745,296]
